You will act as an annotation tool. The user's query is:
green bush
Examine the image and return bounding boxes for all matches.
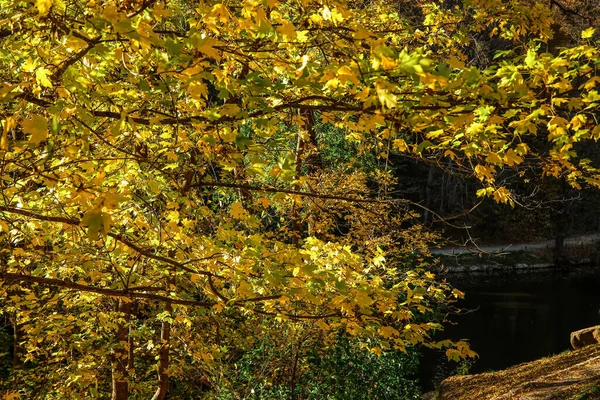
[301,338,421,400]
[212,335,421,400]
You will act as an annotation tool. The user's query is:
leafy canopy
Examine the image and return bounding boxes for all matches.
[0,0,599,397]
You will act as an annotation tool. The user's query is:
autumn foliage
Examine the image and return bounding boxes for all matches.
[0,0,598,398]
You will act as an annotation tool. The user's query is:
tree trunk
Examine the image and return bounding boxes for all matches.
[112,300,131,400]
[151,301,172,400]
[423,164,435,224]
[291,109,322,245]
[234,166,253,211]
[301,109,322,174]
[12,311,23,368]
[553,181,573,267]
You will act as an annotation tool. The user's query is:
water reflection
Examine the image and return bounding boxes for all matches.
[420,266,600,391]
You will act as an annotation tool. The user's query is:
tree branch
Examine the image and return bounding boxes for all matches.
[51,37,101,81]
[0,272,213,306]
[191,181,390,204]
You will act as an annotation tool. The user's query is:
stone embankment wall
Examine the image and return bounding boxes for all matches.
[431,233,600,272]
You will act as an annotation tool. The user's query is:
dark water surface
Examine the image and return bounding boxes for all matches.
[419,266,600,391]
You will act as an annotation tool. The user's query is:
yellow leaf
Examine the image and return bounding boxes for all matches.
[21,115,48,144]
[353,290,373,307]
[474,165,494,182]
[581,76,600,90]
[570,114,586,131]
[296,30,309,42]
[237,281,254,298]
[582,27,595,39]
[36,0,53,16]
[35,68,53,88]
[211,4,231,23]
[197,38,221,61]
[426,129,444,139]
[337,66,358,85]
[2,391,21,400]
[354,86,370,101]
[102,4,122,24]
[152,3,169,21]
[230,202,246,219]
[309,13,323,24]
[379,326,399,338]
[370,347,383,356]
[22,58,37,73]
[220,103,239,116]
[515,143,529,155]
[66,37,88,52]
[13,248,26,257]
[381,56,397,70]
[375,82,396,109]
[476,187,494,198]
[277,21,296,39]
[393,139,408,152]
[447,56,465,70]
[102,192,128,209]
[493,187,512,204]
[296,54,309,78]
[504,149,523,166]
[446,349,462,362]
[486,152,503,166]
[257,198,271,208]
[353,27,372,40]
[1,117,16,150]
[330,7,344,24]
[187,81,208,100]
[102,213,112,235]
[444,149,457,160]
[466,122,484,137]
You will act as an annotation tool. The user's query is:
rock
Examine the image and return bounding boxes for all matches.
[570,326,600,349]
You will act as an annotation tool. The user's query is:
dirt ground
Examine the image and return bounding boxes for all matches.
[434,344,600,400]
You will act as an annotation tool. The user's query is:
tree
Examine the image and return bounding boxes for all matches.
[0,0,598,398]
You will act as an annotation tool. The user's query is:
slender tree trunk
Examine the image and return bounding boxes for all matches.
[128,303,136,372]
[12,311,23,368]
[301,109,322,174]
[423,165,435,224]
[553,181,573,267]
[289,342,300,400]
[291,128,306,247]
[112,300,131,400]
[234,166,253,211]
[291,109,322,245]
[151,301,172,400]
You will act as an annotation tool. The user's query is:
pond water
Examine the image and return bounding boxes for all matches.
[419,266,600,391]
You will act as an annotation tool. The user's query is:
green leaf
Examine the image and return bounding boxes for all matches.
[416,140,434,154]
[81,212,111,241]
